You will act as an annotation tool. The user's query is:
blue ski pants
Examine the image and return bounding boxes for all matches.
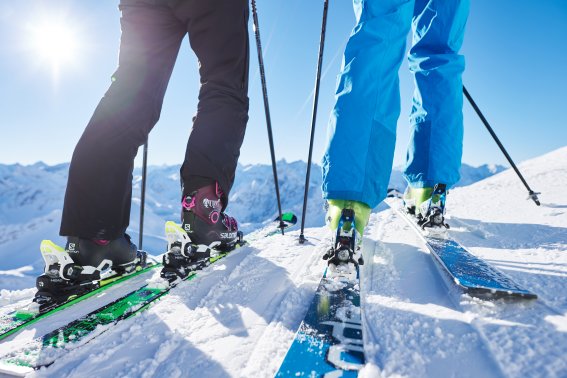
[322,0,470,208]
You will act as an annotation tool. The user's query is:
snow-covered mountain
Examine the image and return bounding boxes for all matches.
[0,147,566,377]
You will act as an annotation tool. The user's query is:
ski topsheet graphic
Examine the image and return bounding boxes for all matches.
[0,248,157,342]
[276,272,364,377]
[277,209,365,377]
[0,237,243,375]
[386,197,536,299]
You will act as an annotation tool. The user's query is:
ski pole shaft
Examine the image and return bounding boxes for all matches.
[139,141,148,249]
[463,86,540,206]
[299,0,330,244]
[251,0,285,233]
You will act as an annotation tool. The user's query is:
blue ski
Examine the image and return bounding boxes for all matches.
[276,273,364,377]
[277,209,366,377]
[386,197,536,299]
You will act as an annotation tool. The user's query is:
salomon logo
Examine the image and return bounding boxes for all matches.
[68,243,76,251]
[220,232,237,239]
[184,224,192,233]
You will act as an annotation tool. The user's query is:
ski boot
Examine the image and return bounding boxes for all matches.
[34,234,144,312]
[180,182,240,248]
[160,182,243,283]
[404,183,450,236]
[323,201,369,281]
[403,186,433,216]
[325,199,370,239]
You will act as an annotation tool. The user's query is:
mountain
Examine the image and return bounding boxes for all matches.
[0,160,504,289]
[0,147,565,377]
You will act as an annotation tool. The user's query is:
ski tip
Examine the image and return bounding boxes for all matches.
[274,212,298,226]
[280,212,298,225]
[509,291,538,300]
[466,287,538,300]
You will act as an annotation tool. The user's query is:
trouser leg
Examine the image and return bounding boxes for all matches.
[60,3,185,239]
[321,0,414,208]
[403,0,470,188]
[179,0,250,205]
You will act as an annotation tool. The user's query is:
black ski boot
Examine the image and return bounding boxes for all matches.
[34,235,143,312]
[180,182,240,248]
[160,183,242,283]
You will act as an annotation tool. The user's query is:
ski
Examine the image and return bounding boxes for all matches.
[0,214,296,375]
[0,241,157,342]
[0,229,245,375]
[0,212,297,344]
[277,209,365,377]
[386,195,537,299]
[266,212,298,237]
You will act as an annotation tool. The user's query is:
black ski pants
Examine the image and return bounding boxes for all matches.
[61,0,250,240]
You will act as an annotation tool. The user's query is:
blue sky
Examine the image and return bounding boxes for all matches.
[0,0,566,169]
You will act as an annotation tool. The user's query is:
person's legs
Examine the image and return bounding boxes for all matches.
[322,0,415,210]
[60,2,186,240]
[403,0,470,189]
[179,0,250,204]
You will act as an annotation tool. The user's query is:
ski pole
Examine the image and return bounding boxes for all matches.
[139,141,148,249]
[299,0,330,244]
[463,86,540,206]
[251,0,285,233]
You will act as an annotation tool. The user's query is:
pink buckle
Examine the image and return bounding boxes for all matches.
[182,196,196,210]
[215,182,223,198]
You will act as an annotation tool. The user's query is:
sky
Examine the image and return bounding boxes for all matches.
[0,0,566,169]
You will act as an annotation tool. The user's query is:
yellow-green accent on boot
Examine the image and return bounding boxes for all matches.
[403,187,432,215]
[326,199,371,236]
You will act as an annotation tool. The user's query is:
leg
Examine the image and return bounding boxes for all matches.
[180,0,250,203]
[403,0,470,188]
[322,0,414,209]
[60,3,186,239]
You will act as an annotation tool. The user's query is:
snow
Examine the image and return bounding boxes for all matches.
[0,147,565,377]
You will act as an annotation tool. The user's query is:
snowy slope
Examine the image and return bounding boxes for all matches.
[362,147,567,377]
[0,147,564,377]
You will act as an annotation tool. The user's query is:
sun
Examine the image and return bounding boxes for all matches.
[27,19,80,80]
[33,23,77,65]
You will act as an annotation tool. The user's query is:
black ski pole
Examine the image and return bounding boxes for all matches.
[299,0,330,244]
[139,141,148,249]
[251,0,285,233]
[463,85,540,206]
